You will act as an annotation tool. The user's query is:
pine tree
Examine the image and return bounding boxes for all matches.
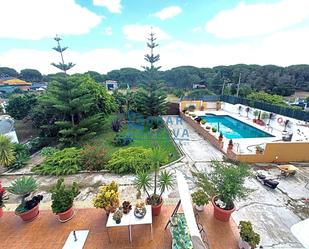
[51,35,75,74]
[33,75,116,145]
[135,31,167,118]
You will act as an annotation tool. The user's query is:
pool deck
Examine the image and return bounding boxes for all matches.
[191,109,304,154]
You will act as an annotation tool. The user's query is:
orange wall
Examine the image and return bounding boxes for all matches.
[235,142,309,163]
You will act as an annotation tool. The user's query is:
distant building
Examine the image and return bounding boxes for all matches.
[0,76,32,93]
[192,83,206,89]
[105,80,118,91]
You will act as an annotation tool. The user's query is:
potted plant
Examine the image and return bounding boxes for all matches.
[255,145,264,155]
[212,127,217,133]
[219,132,223,142]
[238,105,243,115]
[253,110,259,123]
[245,107,250,119]
[113,209,123,224]
[205,126,211,131]
[191,190,209,212]
[0,181,8,218]
[93,181,120,216]
[192,160,250,222]
[216,101,221,111]
[7,176,43,222]
[188,105,196,112]
[200,120,206,125]
[134,147,174,216]
[122,201,132,214]
[228,139,233,150]
[239,220,261,249]
[50,178,79,222]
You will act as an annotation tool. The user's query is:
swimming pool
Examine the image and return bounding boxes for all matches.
[201,115,274,139]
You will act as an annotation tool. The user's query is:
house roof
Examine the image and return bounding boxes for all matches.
[0,78,31,86]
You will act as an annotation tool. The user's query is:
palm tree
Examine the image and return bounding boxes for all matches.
[0,135,15,167]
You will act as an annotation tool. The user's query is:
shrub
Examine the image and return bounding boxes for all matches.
[7,176,41,213]
[112,119,122,132]
[192,160,250,210]
[50,178,79,214]
[188,105,196,111]
[200,120,206,125]
[107,147,152,174]
[113,135,133,146]
[191,190,209,206]
[81,145,107,171]
[212,127,217,132]
[26,137,52,154]
[9,143,30,169]
[239,221,261,248]
[191,114,196,118]
[32,147,82,175]
[40,147,59,157]
[93,181,120,214]
[0,134,15,167]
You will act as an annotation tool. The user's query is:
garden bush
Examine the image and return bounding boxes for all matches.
[113,135,133,146]
[9,143,30,169]
[107,147,152,174]
[81,145,107,171]
[32,147,82,175]
[40,147,59,157]
[112,118,122,132]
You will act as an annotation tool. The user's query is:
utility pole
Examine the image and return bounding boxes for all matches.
[221,79,227,95]
[236,72,242,97]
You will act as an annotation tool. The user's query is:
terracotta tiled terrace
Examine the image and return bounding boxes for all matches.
[0,205,239,249]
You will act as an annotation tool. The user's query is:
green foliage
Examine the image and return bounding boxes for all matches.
[191,190,209,206]
[200,120,206,125]
[188,105,196,111]
[0,67,19,77]
[239,221,261,248]
[212,127,217,132]
[81,145,107,171]
[113,134,133,146]
[107,147,152,174]
[32,147,82,175]
[8,143,30,169]
[135,32,167,117]
[134,147,174,205]
[192,160,251,210]
[20,69,42,82]
[27,137,52,154]
[0,134,15,167]
[7,176,38,199]
[186,89,214,98]
[40,147,59,157]
[247,92,287,106]
[6,93,37,120]
[50,178,79,214]
[31,75,116,145]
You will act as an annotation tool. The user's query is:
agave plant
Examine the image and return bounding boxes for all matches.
[0,135,15,167]
[7,176,38,204]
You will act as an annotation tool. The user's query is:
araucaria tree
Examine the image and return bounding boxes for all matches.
[31,75,116,145]
[136,31,167,119]
[51,35,75,74]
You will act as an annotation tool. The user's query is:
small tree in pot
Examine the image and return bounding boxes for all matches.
[134,147,174,216]
[191,190,209,211]
[50,178,79,222]
[239,220,260,249]
[192,160,250,222]
[7,176,43,222]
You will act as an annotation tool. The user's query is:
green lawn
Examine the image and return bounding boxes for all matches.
[82,114,180,163]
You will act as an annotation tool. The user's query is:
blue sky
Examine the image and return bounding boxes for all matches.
[0,0,309,74]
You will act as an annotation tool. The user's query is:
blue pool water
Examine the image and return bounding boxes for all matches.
[201,115,274,139]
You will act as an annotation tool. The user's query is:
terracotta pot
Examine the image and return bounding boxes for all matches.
[0,207,3,218]
[253,119,257,123]
[147,197,163,216]
[57,206,74,222]
[195,204,204,212]
[239,237,251,249]
[17,204,40,222]
[211,196,235,222]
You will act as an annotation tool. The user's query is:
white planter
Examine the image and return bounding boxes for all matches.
[239,238,251,249]
[195,204,204,212]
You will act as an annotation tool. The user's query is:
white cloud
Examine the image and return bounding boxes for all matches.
[192,26,203,33]
[0,0,102,40]
[102,27,113,36]
[122,25,171,42]
[153,6,182,20]
[93,0,122,13]
[1,28,309,74]
[206,0,309,39]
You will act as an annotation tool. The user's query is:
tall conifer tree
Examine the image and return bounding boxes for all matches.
[136,31,167,118]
